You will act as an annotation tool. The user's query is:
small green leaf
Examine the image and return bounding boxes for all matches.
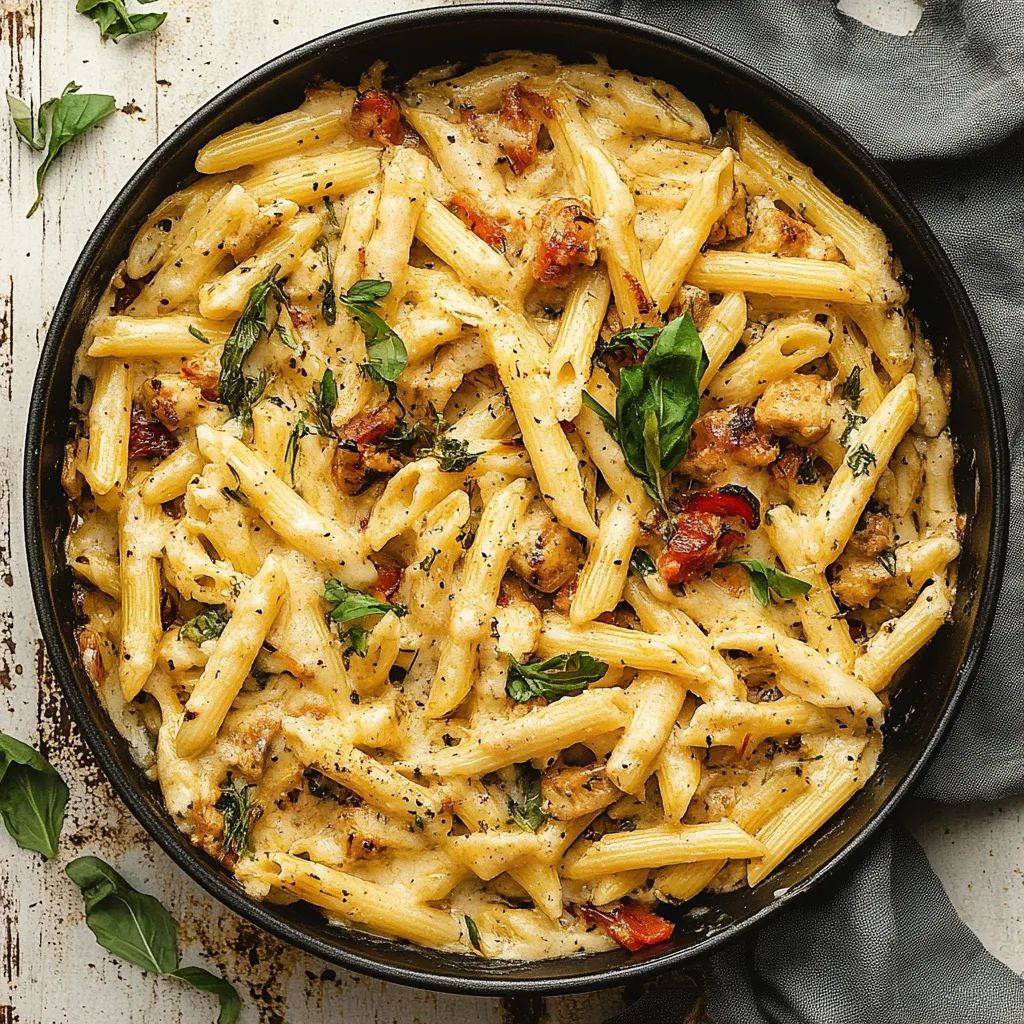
[840,366,862,408]
[76,0,166,42]
[6,93,44,149]
[322,579,406,627]
[344,626,370,659]
[595,324,660,357]
[274,319,298,350]
[628,548,657,577]
[418,548,440,571]
[170,966,241,1024]
[66,856,179,974]
[840,409,867,447]
[877,547,897,576]
[284,411,311,484]
[337,280,407,386]
[188,324,212,345]
[581,391,619,438]
[215,774,261,858]
[308,369,337,435]
[0,732,69,859]
[505,651,608,704]
[846,443,877,478]
[179,605,230,645]
[464,914,483,953]
[507,765,546,832]
[734,560,812,606]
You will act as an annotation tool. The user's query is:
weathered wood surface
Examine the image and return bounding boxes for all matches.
[0,0,1021,1021]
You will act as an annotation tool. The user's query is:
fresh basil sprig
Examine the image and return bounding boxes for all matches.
[322,579,406,626]
[582,313,707,509]
[0,732,68,859]
[507,766,546,832]
[76,0,166,42]
[7,83,116,216]
[734,560,812,607]
[505,652,608,704]
[179,605,230,645]
[337,280,408,389]
[66,857,241,1024]
[218,266,283,425]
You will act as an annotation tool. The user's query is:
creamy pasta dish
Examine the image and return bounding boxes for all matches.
[63,53,961,960]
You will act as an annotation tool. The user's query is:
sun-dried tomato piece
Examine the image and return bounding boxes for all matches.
[657,511,741,585]
[371,561,403,601]
[533,199,598,284]
[448,194,507,252]
[679,484,760,529]
[623,271,653,315]
[128,404,178,460]
[342,403,399,447]
[495,83,553,174]
[350,89,420,147]
[578,899,674,951]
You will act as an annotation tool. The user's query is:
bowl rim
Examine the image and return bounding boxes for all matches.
[23,1,1010,996]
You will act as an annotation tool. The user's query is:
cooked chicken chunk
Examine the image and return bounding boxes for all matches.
[755,374,834,444]
[707,183,748,245]
[743,195,842,261]
[831,555,890,608]
[681,405,779,482]
[509,499,584,592]
[846,510,895,558]
[541,764,619,820]
[139,374,207,429]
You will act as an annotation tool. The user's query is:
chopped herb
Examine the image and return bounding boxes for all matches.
[846,444,877,478]
[188,324,212,345]
[323,579,406,626]
[877,547,898,576]
[505,651,608,704]
[284,411,311,484]
[795,457,820,485]
[464,914,483,952]
[628,548,657,577]
[76,0,166,42]
[0,731,69,859]
[595,324,661,358]
[507,765,546,832]
[337,280,407,389]
[179,605,230,645]
[344,626,370,659]
[215,774,261,858]
[66,856,241,1023]
[584,314,707,510]
[418,548,441,571]
[619,817,638,832]
[309,368,337,435]
[734,560,812,607]
[314,240,337,326]
[274,320,299,351]
[218,267,284,424]
[7,83,116,216]
[840,409,867,447]
[422,434,478,473]
[323,195,339,228]
[840,366,863,408]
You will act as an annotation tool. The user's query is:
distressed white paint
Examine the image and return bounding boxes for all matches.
[0,0,1017,1021]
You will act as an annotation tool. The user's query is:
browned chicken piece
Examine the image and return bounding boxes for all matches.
[754,374,834,444]
[665,286,713,332]
[330,402,404,495]
[139,374,207,429]
[532,198,598,284]
[180,349,221,401]
[680,405,780,482]
[541,764,619,820]
[831,554,890,608]
[509,499,584,592]
[706,183,749,245]
[742,195,842,261]
[847,510,895,558]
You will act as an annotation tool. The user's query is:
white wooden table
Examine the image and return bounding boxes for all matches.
[2,1,1021,1020]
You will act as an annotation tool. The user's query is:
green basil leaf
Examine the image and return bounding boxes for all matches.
[284,411,311,483]
[6,92,45,149]
[506,765,546,832]
[170,967,241,1024]
[0,732,69,859]
[179,605,230,645]
[464,914,483,952]
[323,579,406,626]
[846,443,878,478]
[581,390,619,438]
[22,83,115,216]
[215,774,261,858]
[66,856,179,974]
[628,548,657,577]
[734,560,812,606]
[344,625,370,659]
[218,266,282,421]
[505,651,608,704]
[877,547,898,576]
[77,0,166,41]
[642,408,665,506]
[188,324,213,345]
[596,324,660,357]
[308,368,337,435]
[338,280,407,385]
[840,409,867,447]
[346,279,392,303]
[840,365,862,408]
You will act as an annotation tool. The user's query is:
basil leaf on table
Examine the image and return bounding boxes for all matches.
[583,313,707,509]
[0,731,69,859]
[505,651,608,704]
[734,559,812,606]
[7,83,116,216]
[76,0,166,41]
[67,856,241,1023]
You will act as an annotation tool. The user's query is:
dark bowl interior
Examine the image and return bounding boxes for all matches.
[24,4,1009,996]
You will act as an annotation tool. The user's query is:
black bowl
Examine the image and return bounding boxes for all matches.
[24,3,1009,996]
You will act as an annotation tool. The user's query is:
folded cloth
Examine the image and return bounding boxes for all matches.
[537,0,1023,1019]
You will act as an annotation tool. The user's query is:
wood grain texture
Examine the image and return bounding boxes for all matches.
[0,0,1019,1021]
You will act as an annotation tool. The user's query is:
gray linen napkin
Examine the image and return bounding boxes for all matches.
[540,0,1024,1019]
